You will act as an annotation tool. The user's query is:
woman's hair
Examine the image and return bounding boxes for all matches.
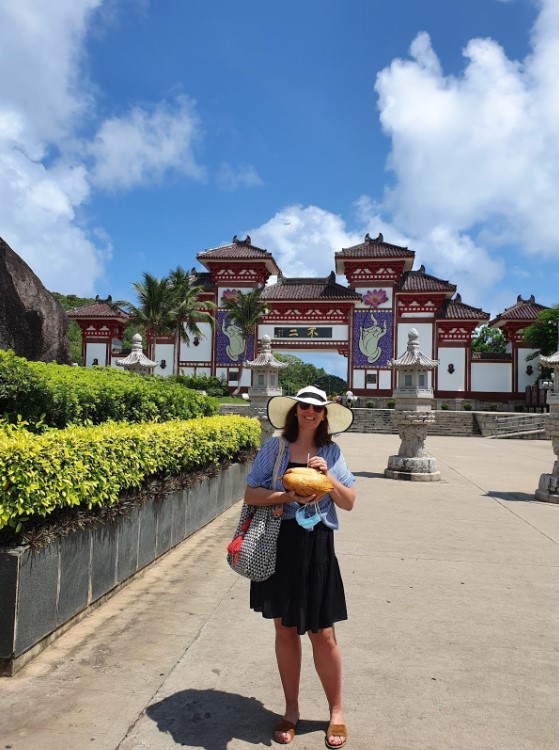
[282,403,333,447]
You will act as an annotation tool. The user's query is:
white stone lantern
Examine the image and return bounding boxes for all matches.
[115,333,158,376]
[245,335,288,443]
[385,328,440,481]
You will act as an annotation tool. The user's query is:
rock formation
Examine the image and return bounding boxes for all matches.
[0,236,71,363]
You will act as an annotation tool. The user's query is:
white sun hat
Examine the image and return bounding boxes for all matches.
[267,385,354,434]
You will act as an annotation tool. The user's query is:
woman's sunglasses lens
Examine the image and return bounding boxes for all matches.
[298,403,324,413]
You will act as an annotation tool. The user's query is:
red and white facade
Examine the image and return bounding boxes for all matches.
[69,235,547,403]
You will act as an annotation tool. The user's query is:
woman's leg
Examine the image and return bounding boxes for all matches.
[273,618,302,741]
[307,626,346,747]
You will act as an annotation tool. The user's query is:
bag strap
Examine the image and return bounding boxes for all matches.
[270,437,286,517]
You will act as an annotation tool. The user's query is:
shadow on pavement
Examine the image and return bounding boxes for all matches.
[352,470,386,479]
[146,688,324,749]
[486,490,555,504]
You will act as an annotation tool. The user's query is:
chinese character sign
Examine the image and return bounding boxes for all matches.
[273,327,333,339]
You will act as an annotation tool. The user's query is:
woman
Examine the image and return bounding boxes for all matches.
[244,386,355,748]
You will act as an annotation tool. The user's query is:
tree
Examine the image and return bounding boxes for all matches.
[471,325,506,354]
[51,292,95,364]
[315,373,348,395]
[521,305,559,360]
[221,288,268,394]
[167,266,216,375]
[275,354,326,395]
[125,273,174,358]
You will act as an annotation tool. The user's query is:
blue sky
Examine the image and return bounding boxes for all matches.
[0,0,557,375]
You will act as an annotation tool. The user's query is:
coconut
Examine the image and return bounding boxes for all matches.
[280,467,334,498]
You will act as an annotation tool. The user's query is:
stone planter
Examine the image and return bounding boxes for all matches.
[0,461,251,676]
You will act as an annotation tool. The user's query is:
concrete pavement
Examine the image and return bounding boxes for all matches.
[0,433,558,750]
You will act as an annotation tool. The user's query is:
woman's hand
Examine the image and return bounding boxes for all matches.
[285,489,317,505]
[306,456,328,475]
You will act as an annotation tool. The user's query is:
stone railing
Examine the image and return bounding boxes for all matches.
[217,405,549,439]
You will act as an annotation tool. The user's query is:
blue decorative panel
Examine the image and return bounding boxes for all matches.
[216,311,254,365]
[352,309,392,367]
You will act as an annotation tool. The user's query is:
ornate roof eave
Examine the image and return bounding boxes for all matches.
[435,294,490,322]
[67,295,129,320]
[396,265,456,295]
[115,333,157,368]
[196,235,280,276]
[245,335,288,370]
[489,294,548,327]
[539,352,559,367]
[115,352,158,368]
[390,327,439,369]
[245,354,288,369]
[261,270,362,301]
[389,351,440,369]
[336,233,415,259]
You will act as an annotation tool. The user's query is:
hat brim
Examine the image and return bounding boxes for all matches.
[267,396,354,434]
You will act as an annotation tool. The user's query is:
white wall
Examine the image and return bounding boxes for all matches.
[437,348,466,392]
[397,323,433,358]
[352,370,365,388]
[153,343,175,377]
[379,370,392,389]
[517,347,540,391]
[179,321,213,362]
[86,342,106,367]
[471,362,511,392]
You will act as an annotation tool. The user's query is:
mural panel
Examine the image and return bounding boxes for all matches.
[216,310,255,365]
[352,309,392,367]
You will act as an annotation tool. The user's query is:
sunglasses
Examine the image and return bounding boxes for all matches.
[298,402,325,413]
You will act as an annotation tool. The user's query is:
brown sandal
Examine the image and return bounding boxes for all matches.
[273,718,297,745]
[325,723,348,749]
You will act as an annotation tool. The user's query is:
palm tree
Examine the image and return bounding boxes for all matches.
[167,266,216,375]
[125,273,174,358]
[221,287,268,395]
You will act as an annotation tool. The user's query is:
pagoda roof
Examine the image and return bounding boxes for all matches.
[246,336,288,369]
[489,295,548,326]
[67,296,129,320]
[391,329,439,369]
[196,235,280,274]
[115,334,157,368]
[540,351,559,366]
[261,271,362,301]
[396,265,456,295]
[188,270,215,293]
[436,294,490,322]
[336,233,415,260]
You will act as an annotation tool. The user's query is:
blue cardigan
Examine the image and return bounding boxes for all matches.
[246,436,355,529]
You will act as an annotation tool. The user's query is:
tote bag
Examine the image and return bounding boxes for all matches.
[226,438,285,582]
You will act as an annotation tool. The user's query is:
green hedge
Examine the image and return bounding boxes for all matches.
[0,415,260,531]
[0,350,218,429]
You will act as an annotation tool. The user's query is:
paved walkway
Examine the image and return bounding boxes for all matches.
[1,434,558,750]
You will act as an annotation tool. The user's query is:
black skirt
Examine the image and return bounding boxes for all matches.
[250,517,347,634]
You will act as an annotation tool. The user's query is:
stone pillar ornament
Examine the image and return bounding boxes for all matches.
[115,333,158,375]
[535,347,559,503]
[245,335,288,444]
[385,328,440,481]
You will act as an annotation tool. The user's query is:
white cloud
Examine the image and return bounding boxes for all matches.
[249,205,362,278]
[89,96,206,190]
[216,162,263,191]
[375,0,559,266]
[0,0,101,141]
[0,2,205,294]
